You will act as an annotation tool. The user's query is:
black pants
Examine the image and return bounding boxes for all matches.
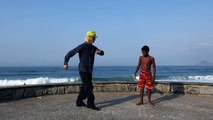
[76,71,95,106]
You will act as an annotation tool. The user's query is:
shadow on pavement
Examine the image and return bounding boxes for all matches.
[96,95,138,108]
[153,83,185,104]
[153,92,183,104]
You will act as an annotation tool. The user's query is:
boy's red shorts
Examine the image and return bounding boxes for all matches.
[138,71,153,90]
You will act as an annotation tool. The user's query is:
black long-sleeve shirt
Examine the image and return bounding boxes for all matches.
[64,42,104,73]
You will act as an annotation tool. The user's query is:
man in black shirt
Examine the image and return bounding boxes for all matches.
[64,31,104,110]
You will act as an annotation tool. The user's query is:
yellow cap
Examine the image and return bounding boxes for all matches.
[85,31,97,38]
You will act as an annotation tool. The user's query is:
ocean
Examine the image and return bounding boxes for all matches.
[0,66,213,86]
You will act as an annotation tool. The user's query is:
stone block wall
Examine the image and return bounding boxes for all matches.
[0,82,212,101]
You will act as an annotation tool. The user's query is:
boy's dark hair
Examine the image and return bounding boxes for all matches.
[141,45,150,52]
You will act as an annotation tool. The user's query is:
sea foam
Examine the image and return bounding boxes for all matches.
[0,77,79,86]
[135,75,213,83]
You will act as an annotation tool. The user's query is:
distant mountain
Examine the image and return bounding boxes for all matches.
[196,60,212,66]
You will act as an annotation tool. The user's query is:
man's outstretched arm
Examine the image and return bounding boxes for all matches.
[64,43,84,70]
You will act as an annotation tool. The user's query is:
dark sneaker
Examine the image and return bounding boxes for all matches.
[76,101,87,107]
[87,105,100,111]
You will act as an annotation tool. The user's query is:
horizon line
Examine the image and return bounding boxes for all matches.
[0,65,212,67]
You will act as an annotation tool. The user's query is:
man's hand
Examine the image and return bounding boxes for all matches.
[96,50,104,55]
[64,65,68,70]
[96,50,101,54]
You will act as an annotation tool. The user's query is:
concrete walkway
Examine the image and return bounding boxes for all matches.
[0,92,212,120]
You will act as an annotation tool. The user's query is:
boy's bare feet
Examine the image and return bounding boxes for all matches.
[148,101,155,107]
[136,101,143,105]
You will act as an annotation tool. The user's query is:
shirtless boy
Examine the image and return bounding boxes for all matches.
[134,45,156,106]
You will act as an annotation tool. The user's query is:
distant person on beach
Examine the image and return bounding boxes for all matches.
[64,31,104,110]
[134,45,156,106]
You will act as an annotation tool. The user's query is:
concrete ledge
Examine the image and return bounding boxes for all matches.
[0,81,212,101]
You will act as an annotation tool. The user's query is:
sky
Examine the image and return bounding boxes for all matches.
[0,0,213,66]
